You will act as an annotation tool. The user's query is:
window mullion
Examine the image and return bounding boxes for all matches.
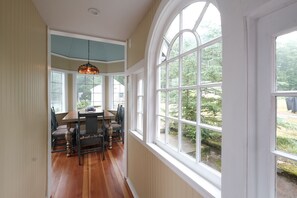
[178,12,183,153]
[197,47,202,163]
[165,61,169,145]
[193,2,209,31]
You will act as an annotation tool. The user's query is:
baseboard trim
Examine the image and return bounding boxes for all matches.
[126,177,139,198]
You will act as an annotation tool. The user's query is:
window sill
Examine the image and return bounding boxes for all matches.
[129,130,143,141]
[128,133,221,198]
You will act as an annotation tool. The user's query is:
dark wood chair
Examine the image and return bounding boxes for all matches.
[76,111,106,165]
[110,106,124,143]
[51,107,74,152]
[111,104,121,124]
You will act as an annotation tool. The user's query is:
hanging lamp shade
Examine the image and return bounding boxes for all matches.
[78,40,100,75]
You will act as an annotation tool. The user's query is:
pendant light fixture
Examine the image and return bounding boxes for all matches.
[78,40,100,75]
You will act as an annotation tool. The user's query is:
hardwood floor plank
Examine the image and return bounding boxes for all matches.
[51,142,133,198]
[107,148,131,198]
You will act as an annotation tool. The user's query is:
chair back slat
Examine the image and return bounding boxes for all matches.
[78,111,105,135]
[51,107,58,131]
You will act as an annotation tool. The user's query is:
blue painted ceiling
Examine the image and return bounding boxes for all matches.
[51,35,125,62]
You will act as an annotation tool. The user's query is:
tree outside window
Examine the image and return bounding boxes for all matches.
[112,76,125,109]
[155,1,222,179]
[76,75,102,110]
[51,71,66,112]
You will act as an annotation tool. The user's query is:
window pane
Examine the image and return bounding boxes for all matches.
[201,128,221,172]
[276,157,297,197]
[52,82,62,93]
[158,64,167,89]
[77,75,85,84]
[168,119,178,150]
[94,76,102,85]
[137,97,143,113]
[165,14,180,43]
[52,72,62,83]
[157,116,166,143]
[137,113,143,133]
[51,71,65,113]
[52,104,62,113]
[169,90,178,118]
[157,91,166,116]
[168,60,179,88]
[181,123,196,159]
[196,4,221,44]
[52,92,62,103]
[201,87,222,127]
[77,75,102,110]
[276,97,297,155]
[181,32,197,53]
[276,31,297,91]
[85,75,94,84]
[169,38,180,59]
[182,2,205,30]
[113,76,125,109]
[182,89,197,121]
[137,79,143,95]
[92,93,101,107]
[201,43,222,84]
[159,40,168,64]
[182,52,197,86]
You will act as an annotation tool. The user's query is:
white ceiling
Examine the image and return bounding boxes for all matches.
[32,0,153,42]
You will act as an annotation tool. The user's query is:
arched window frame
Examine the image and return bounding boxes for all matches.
[146,0,223,191]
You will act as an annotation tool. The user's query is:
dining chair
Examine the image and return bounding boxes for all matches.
[76,111,106,165]
[110,106,125,143]
[111,104,121,124]
[51,107,74,152]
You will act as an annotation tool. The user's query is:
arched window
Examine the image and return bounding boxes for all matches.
[152,0,222,186]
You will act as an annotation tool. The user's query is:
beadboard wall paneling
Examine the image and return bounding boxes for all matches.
[127,134,203,198]
[0,0,47,197]
[127,0,161,68]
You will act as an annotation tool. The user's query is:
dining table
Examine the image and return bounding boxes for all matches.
[62,110,115,157]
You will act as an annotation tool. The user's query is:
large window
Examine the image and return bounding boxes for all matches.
[274,31,297,197]
[111,75,125,109]
[51,70,66,112]
[257,4,297,197]
[154,1,222,185]
[136,73,144,134]
[76,74,103,110]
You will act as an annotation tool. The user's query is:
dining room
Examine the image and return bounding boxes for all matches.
[49,32,129,197]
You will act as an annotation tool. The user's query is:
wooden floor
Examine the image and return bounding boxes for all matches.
[51,142,133,198]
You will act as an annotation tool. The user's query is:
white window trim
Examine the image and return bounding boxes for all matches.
[127,60,145,141]
[145,0,222,196]
[128,132,220,198]
[247,1,297,197]
[135,70,144,135]
[50,69,68,113]
[108,73,125,110]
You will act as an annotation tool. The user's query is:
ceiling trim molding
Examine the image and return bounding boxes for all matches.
[51,53,125,64]
[50,30,127,46]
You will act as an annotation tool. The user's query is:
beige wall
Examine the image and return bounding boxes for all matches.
[0,0,48,197]
[128,135,203,198]
[127,0,161,68]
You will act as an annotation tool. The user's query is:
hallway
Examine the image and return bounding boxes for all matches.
[51,142,133,198]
